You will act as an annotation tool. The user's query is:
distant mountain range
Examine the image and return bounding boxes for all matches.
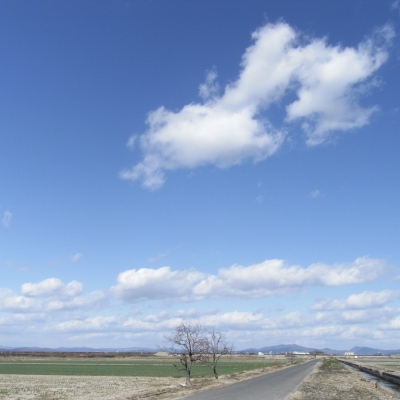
[1,344,399,355]
[0,346,155,353]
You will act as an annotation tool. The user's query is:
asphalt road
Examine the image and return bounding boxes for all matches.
[175,359,320,400]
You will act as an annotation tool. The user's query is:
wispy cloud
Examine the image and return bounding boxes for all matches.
[255,195,264,203]
[69,253,82,263]
[2,211,12,228]
[121,22,394,189]
[311,289,400,311]
[147,250,170,263]
[309,189,323,199]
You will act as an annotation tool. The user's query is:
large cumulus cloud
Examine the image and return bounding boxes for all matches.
[121,22,394,189]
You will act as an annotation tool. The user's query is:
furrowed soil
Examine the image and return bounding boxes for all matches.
[286,359,398,400]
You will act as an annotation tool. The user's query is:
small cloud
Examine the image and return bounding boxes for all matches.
[21,278,84,297]
[49,258,60,267]
[309,189,323,199]
[147,250,170,263]
[127,135,136,149]
[17,266,30,273]
[198,68,220,101]
[69,253,82,263]
[255,195,264,203]
[2,211,12,228]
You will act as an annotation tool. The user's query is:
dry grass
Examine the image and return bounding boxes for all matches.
[286,359,397,400]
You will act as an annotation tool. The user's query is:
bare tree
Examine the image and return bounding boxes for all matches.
[199,329,234,379]
[310,350,324,358]
[286,352,296,364]
[164,322,204,386]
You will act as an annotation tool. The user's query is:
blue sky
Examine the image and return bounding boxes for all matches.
[1,0,400,351]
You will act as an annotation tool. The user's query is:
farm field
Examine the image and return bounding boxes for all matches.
[0,355,285,377]
[0,354,296,399]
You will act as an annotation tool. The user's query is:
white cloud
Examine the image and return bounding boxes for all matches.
[112,257,385,302]
[202,311,305,331]
[0,289,34,312]
[53,308,386,346]
[57,316,118,332]
[285,25,394,145]
[340,310,372,323]
[0,279,104,314]
[0,257,393,348]
[194,257,385,298]
[111,266,205,301]
[200,311,266,330]
[115,310,296,339]
[69,253,82,263]
[22,278,83,298]
[121,22,393,189]
[45,290,105,311]
[311,289,400,311]
[2,211,12,228]
[198,68,220,101]
[301,325,344,339]
[340,325,373,339]
[301,323,387,344]
[383,316,400,329]
[121,104,284,189]
[309,189,323,198]
[147,250,170,263]
[0,313,47,325]
[1,299,398,348]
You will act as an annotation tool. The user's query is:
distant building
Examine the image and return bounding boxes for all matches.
[154,351,169,357]
[344,352,355,356]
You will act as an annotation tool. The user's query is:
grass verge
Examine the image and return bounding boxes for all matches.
[287,359,396,400]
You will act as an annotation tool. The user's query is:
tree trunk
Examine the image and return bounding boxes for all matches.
[213,366,218,379]
[185,355,191,386]
[185,370,191,386]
